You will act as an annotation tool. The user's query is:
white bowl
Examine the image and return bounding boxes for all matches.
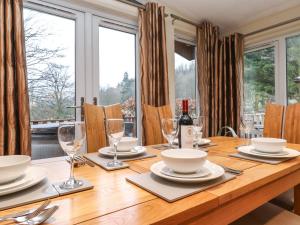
[160,149,207,174]
[117,137,138,152]
[0,155,31,184]
[251,138,287,153]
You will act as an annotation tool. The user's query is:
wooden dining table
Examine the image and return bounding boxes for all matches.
[1,136,300,225]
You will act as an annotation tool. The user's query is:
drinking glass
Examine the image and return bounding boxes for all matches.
[161,118,179,148]
[58,121,86,189]
[106,119,125,167]
[240,114,254,145]
[193,116,205,149]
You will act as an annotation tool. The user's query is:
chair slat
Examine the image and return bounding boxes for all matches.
[263,103,284,138]
[284,103,300,144]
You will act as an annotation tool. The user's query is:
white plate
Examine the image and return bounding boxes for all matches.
[98,146,146,157]
[173,138,211,146]
[250,149,289,156]
[237,145,300,158]
[150,161,224,183]
[0,166,46,196]
[160,166,211,178]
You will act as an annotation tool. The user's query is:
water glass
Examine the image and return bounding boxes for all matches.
[106,119,125,167]
[58,121,86,189]
[240,114,254,145]
[161,118,179,148]
[193,116,205,149]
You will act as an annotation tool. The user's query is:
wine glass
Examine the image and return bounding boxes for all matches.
[193,116,205,149]
[161,118,179,148]
[106,119,125,167]
[58,121,86,189]
[240,114,254,145]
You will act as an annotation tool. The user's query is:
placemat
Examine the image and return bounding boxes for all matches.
[0,179,58,211]
[126,172,235,202]
[0,178,94,210]
[229,153,293,164]
[84,152,157,171]
[152,143,217,151]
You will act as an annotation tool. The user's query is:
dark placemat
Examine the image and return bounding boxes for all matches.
[84,152,156,171]
[126,172,235,202]
[229,152,293,164]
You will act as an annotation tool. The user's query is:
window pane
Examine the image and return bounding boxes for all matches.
[23,8,75,121]
[244,47,275,113]
[287,35,300,104]
[174,41,196,117]
[98,27,136,136]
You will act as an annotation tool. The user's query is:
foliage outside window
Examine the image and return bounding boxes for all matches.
[287,35,300,104]
[244,47,275,113]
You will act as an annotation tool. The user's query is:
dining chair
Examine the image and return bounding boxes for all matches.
[230,202,300,225]
[263,103,285,138]
[103,103,123,119]
[84,103,107,153]
[157,105,173,120]
[142,104,165,145]
[284,103,300,143]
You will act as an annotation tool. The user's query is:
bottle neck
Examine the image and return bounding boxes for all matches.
[182,100,189,115]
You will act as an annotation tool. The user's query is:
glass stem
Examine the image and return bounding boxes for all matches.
[69,155,75,181]
[113,143,118,163]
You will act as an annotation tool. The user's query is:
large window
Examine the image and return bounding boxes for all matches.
[244,46,275,113]
[24,8,76,121]
[287,34,300,104]
[174,40,196,117]
[98,26,136,136]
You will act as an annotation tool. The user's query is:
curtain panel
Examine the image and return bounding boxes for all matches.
[0,0,31,155]
[197,22,244,137]
[138,2,169,107]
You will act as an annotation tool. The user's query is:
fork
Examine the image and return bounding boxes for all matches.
[0,199,51,223]
[18,205,59,225]
[75,156,95,167]
[221,165,243,175]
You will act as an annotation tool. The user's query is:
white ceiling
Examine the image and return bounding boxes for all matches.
[154,0,300,31]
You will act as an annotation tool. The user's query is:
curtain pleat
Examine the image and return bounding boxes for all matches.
[197,21,243,137]
[139,2,169,107]
[0,0,31,155]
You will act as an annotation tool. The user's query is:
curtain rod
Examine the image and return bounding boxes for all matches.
[244,16,300,37]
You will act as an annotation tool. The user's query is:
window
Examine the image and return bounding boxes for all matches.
[98,26,136,136]
[244,46,276,113]
[23,8,76,122]
[174,40,196,117]
[286,34,300,104]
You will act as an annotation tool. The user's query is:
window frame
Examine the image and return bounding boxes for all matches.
[174,35,199,116]
[24,0,85,121]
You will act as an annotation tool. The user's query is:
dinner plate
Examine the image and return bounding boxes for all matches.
[160,166,211,178]
[150,161,224,183]
[98,146,146,157]
[250,149,289,156]
[173,138,211,146]
[237,145,300,158]
[0,166,46,196]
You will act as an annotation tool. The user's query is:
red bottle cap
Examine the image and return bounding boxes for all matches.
[182,99,189,113]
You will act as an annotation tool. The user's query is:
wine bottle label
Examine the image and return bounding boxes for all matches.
[181,125,193,148]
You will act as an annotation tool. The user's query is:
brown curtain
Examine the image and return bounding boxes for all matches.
[0,0,31,155]
[139,2,169,107]
[197,22,244,137]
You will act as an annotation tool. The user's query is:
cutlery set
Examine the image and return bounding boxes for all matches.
[0,200,58,224]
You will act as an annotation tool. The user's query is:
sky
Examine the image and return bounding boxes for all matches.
[23,8,193,90]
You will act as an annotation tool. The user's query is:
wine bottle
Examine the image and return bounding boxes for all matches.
[178,99,193,148]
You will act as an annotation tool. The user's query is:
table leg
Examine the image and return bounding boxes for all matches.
[294,184,300,215]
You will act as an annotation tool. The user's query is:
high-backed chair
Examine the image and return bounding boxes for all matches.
[84,103,107,153]
[158,105,173,120]
[263,103,285,138]
[284,103,300,143]
[230,202,300,225]
[104,103,123,119]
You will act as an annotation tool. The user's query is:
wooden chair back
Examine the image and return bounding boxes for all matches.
[84,103,107,153]
[142,104,173,145]
[104,103,123,119]
[284,103,300,144]
[263,103,285,138]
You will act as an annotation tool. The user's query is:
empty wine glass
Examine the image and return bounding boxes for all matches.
[240,114,254,145]
[58,121,86,189]
[193,116,205,149]
[106,119,125,167]
[161,118,179,148]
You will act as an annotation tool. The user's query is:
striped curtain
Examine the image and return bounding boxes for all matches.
[197,21,244,137]
[0,0,31,155]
